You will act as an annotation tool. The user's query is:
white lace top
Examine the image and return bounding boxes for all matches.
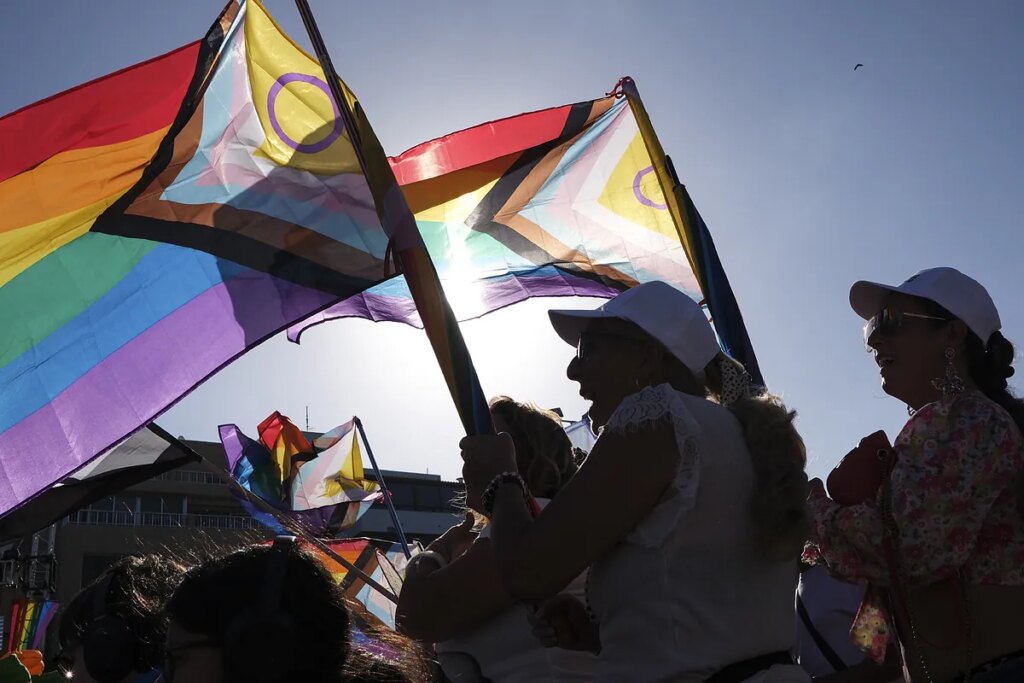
[587,384,805,683]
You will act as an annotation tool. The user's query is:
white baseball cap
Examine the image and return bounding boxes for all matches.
[850,267,1001,344]
[548,280,721,375]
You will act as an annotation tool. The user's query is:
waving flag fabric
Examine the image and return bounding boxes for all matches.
[0,35,215,517]
[289,80,761,379]
[0,425,196,541]
[257,412,314,485]
[0,0,487,517]
[314,538,409,631]
[220,414,382,535]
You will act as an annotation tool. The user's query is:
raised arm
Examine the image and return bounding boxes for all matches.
[806,396,1023,587]
[462,386,693,602]
[396,516,514,642]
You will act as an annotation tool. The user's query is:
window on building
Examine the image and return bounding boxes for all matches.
[139,494,184,514]
[413,484,444,511]
[111,495,136,514]
[440,483,464,509]
[188,499,243,516]
[89,496,115,512]
[387,482,415,508]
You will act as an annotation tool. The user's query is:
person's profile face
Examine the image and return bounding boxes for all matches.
[568,321,650,428]
[864,293,951,405]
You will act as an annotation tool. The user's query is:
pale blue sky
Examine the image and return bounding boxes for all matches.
[3,1,1022,482]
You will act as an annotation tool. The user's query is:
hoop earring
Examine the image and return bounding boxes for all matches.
[932,347,965,401]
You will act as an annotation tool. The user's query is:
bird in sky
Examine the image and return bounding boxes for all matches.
[854,63,864,70]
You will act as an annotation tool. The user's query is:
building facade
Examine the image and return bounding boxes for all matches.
[0,437,465,650]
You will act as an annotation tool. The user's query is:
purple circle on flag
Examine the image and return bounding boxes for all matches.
[633,166,667,210]
[267,72,343,153]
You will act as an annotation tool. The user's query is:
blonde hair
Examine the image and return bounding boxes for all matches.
[488,396,578,499]
[703,355,811,561]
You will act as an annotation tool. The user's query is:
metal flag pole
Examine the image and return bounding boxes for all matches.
[165,431,398,604]
[354,417,412,559]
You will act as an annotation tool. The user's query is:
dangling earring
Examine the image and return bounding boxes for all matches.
[719,358,753,406]
[932,347,965,401]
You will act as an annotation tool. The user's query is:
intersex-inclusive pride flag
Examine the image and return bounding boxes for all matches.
[0,0,486,518]
[220,414,382,535]
[291,78,761,382]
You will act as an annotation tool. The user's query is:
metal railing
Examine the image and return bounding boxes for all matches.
[153,470,228,485]
[65,510,259,530]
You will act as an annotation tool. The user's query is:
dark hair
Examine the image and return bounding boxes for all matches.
[919,300,1024,433]
[917,300,1024,516]
[488,396,578,498]
[166,542,428,683]
[57,554,186,668]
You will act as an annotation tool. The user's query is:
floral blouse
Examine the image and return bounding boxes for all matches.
[803,391,1024,661]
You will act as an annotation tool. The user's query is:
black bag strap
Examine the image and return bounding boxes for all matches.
[796,595,849,673]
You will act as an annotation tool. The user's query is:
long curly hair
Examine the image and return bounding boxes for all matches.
[612,317,811,563]
[488,396,579,499]
[703,355,811,561]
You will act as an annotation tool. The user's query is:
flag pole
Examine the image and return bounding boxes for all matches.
[618,77,763,384]
[196,453,398,604]
[293,0,365,166]
[293,0,494,438]
[166,433,399,604]
[354,417,412,559]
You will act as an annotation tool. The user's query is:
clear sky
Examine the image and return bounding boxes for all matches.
[3,1,1022,484]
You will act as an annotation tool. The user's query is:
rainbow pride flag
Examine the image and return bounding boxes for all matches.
[289,78,761,381]
[0,0,487,517]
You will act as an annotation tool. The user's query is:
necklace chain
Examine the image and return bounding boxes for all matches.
[881,456,974,682]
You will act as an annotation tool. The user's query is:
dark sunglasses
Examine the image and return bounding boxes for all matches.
[163,640,220,682]
[863,306,949,344]
[575,331,648,361]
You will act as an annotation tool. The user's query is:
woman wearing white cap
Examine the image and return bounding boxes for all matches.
[804,267,1024,682]
[461,281,812,683]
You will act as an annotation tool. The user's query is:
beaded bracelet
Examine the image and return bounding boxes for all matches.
[481,471,531,517]
[406,549,448,573]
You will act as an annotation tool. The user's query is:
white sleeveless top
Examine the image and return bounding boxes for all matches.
[587,385,809,683]
[436,499,597,682]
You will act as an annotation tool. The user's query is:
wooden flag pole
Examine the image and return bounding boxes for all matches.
[293,0,495,438]
[293,0,365,162]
